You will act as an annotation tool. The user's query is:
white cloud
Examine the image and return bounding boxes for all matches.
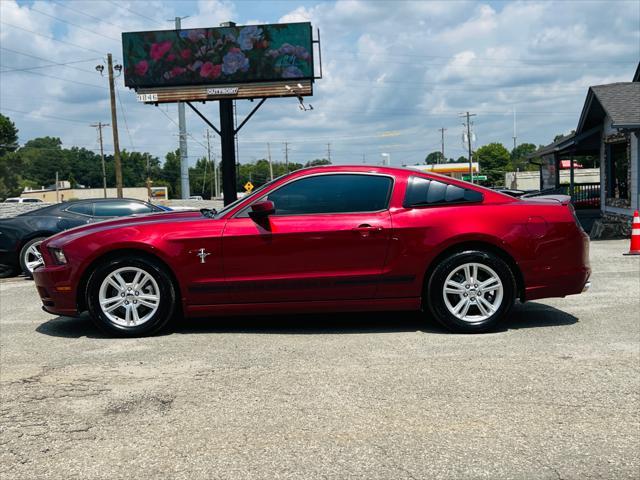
[0,0,638,169]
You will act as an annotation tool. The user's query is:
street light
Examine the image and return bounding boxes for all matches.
[96,54,123,197]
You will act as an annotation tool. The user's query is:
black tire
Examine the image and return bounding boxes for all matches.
[0,264,19,279]
[426,250,516,333]
[19,236,47,278]
[86,255,177,337]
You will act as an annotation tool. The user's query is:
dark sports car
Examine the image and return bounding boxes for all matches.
[0,198,163,278]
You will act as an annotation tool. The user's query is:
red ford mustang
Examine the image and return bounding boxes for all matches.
[33,166,590,337]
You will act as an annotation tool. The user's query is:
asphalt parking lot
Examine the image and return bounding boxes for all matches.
[0,239,638,480]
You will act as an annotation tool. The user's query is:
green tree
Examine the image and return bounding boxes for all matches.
[510,143,539,172]
[305,158,331,167]
[425,151,445,164]
[20,137,68,187]
[0,114,18,157]
[473,143,511,185]
[162,149,182,198]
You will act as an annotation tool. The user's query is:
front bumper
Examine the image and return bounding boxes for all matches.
[32,265,79,316]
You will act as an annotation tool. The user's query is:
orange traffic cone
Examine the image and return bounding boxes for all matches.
[623,210,640,255]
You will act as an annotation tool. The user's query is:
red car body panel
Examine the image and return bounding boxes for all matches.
[32,166,590,318]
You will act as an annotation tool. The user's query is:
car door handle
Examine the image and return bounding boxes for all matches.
[352,224,383,236]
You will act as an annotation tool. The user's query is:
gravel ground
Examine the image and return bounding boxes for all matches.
[0,239,638,480]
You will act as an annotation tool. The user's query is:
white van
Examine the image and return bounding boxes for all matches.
[3,197,43,203]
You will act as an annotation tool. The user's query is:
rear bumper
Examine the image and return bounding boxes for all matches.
[523,230,591,301]
[32,265,79,316]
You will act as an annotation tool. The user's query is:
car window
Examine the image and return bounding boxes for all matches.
[4,199,19,203]
[239,174,393,217]
[93,201,155,217]
[403,176,483,207]
[65,203,94,216]
[23,198,41,203]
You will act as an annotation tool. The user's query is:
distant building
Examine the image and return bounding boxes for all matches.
[409,162,480,181]
[21,185,167,203]
[529,63,640,236]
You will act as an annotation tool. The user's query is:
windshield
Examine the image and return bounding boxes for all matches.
[214,174,290,218]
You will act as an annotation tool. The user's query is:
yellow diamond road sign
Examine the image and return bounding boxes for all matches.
[244,181,254,192]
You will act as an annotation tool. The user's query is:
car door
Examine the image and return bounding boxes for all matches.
[58,202,96,230]
[222,173,394,303]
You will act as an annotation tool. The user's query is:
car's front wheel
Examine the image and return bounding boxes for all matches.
[86,256,176,337]
[19,237,47,278]
[426,250,516,333]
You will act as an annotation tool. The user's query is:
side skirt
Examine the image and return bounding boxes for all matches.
[185,297,422,317]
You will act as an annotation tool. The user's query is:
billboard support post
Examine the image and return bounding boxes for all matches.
[219,99,237,206]
[175,17,190,199]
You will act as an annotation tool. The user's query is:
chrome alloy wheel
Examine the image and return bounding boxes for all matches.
[442,262,504,323]
[98,267,160,327]
[24,241,44,273]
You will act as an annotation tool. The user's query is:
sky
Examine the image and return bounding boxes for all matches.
[1,0,639,168]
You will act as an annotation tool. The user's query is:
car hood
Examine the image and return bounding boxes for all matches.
[46,210,205,246]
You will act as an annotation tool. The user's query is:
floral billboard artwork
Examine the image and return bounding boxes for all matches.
[122,22,313,88]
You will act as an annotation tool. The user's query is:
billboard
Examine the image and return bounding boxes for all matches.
[122,22,313,89]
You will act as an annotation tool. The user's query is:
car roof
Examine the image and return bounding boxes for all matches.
[66,197,148,204]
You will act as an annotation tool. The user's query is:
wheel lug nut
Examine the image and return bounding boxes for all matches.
[474,284,478,288]
[133,300,137,304]
[121,293,125,297]
[463,293,468,297]
[124,300,129,305]
[465,285,469,289]
[135,291,139,296]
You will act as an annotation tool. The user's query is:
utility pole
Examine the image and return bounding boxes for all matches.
[55,171,59,202]
[206,130,219,198]
[460,111,476,183]
[175,16,190,199]
[90,122,109,198]
[267,143,274,180]
[438,127,447,164]
[284,142,289,172]
[327,142,331,162]
[106,54,123,197]
[512,108,517,151]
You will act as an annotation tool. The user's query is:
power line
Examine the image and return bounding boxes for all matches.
[0,49,101,73]
[324,48,636,65]
[106,0,166,28]
[0,21,104,55]
[0,63,107,90]
[115,84,136,152]
[156,107,209,151]
[50,0,130,31]
[1,107,97,124]
[30,6,120,42]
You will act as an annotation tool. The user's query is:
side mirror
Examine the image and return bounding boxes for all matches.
[248,200,275,221]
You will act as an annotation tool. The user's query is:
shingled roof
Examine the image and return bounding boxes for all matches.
[577,82,640,133]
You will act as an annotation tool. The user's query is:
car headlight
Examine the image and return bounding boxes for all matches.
[49,248,67,265]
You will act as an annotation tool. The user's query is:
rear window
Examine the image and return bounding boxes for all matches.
[404,176,483,207]
[66,203,94,216]
[93,201,155,217]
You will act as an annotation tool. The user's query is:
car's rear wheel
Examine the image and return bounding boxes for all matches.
[426,250,516,333]
[19,237,47,278]
[86,256,176,337]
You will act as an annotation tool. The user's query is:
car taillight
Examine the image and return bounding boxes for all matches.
[568,203,584,231]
